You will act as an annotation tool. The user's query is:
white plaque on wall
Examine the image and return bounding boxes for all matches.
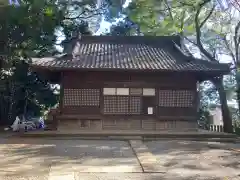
[103,88,116,95]
[116,88,129,95]
[148,107,153,115]
[143,88,155,96]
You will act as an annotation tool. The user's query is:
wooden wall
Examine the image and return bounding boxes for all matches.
[56,70,198,131]
[62,71,196,89]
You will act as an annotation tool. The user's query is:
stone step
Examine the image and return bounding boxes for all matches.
[18,132,238,139]
[15,136,239,143]
[20,136,143,140]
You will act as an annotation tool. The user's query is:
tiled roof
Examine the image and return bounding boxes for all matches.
[31,36,230,73]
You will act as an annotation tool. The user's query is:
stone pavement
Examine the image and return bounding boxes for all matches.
[0,138,240,180]
[2,173,239,180]
[0,138,143,179]
[146,140,240,179]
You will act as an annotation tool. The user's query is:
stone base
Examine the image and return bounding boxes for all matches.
[57,119,197,131]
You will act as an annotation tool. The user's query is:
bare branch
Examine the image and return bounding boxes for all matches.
[213,48,217,59]
[195,0,216,61]
[178,1,196,7]
[199,5,215,28]
[178,10,186,36]
[129,1,196,14]
[231,0,240,12]
[65,10,105,20]
[64,3,108,20]
[163,0,173,21]
[184,36,198,46]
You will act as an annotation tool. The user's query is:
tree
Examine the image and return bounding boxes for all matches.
[104,17,139,35]
[191,0,233,132]
[180,0,240,131]
[126,0,233,132]
[0,0,107,125]
[214,2,240,114]
[0,0,64,125]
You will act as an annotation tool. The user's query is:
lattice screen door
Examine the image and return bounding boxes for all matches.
[63,88,100,106]
[157,89,194,117]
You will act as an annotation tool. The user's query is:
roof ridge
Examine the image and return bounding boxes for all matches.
[79,35,181,46]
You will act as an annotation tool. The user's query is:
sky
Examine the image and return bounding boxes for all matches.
[94,0,131,35]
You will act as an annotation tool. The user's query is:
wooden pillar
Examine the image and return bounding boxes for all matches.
[194,82,200,127]
[59,72,64,114]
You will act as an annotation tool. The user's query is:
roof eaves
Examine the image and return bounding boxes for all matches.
[173,42,231,73]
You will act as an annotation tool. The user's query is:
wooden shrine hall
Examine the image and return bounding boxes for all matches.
[31,35,230,132]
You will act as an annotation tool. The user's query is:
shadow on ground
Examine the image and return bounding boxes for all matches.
[145,140,240,179]
[0,138,240,180]
[0,138,141,177]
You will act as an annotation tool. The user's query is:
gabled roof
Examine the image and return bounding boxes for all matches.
[31,35,230,74]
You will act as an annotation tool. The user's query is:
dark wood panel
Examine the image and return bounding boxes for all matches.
[62,106,100,115]
[157,107,196,117]
[57,114,102,120]
[62,71,197,89]
[142,96,156,115]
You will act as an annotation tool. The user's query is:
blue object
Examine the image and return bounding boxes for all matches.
[39,118,45,129]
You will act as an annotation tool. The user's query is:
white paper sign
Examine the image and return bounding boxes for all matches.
[148,107,153,115]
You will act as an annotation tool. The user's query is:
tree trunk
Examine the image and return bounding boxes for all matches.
[236,81,240,113]
[212,77,233,133]
[235,71,240,113]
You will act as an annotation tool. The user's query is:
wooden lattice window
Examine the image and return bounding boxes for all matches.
[63,88,100,106]
[80,89,100,106]
[116,96,129,114]
[63,89,80,106]
[103,96,129,114]
[103,96,117,114]
[103,88,155,115]
[158,90,175,107]
[129,96,141,114]
[158,90,194,107]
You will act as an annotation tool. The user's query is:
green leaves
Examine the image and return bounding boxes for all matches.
[44,6,54,16]
[126,0,198,36]
[0,0,64,59]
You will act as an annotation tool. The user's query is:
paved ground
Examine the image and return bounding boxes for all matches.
[146,140,240,179]
[0,138,239,180]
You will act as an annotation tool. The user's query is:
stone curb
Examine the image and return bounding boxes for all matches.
[129,140,165,173]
